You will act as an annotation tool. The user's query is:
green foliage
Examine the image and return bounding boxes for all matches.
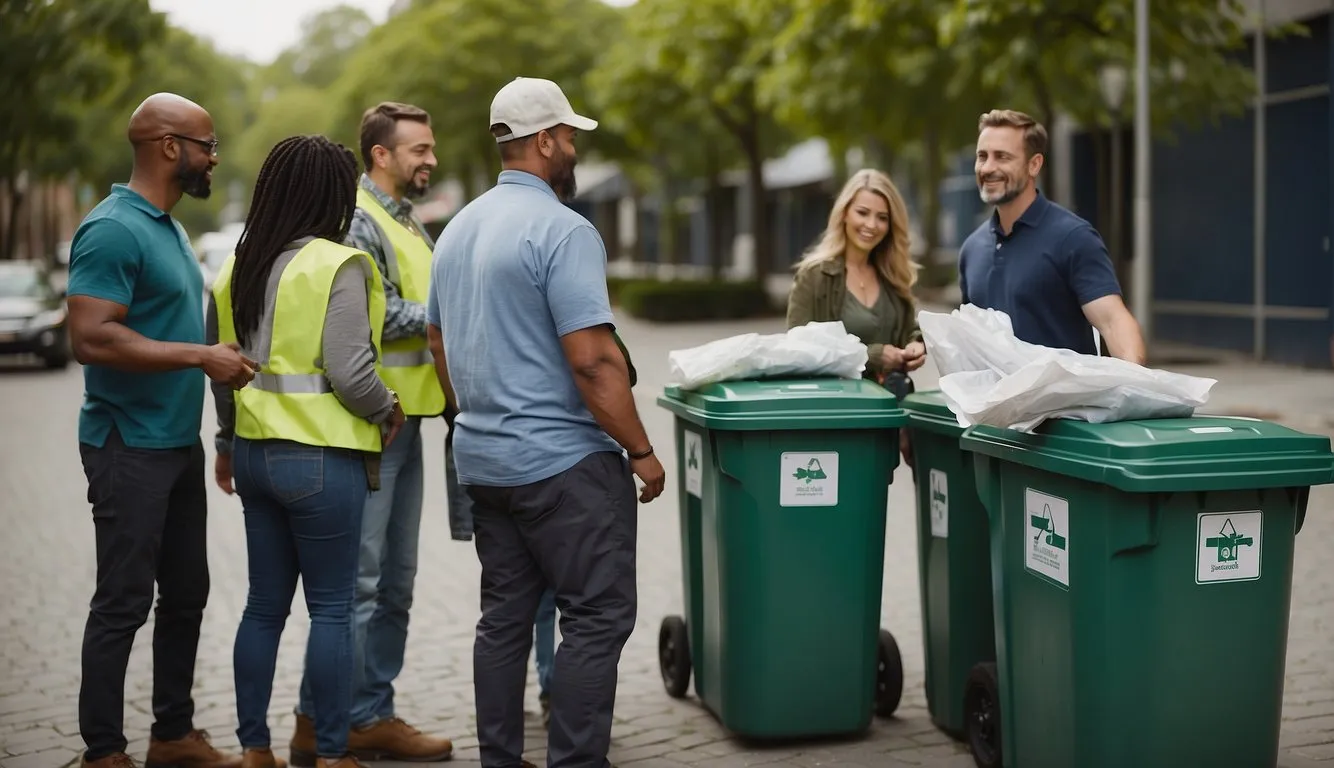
[587,0,791,279]
[327,0,617,192]
[262,5,374,93]
[617,279,777,322]
[938,0,1278,134]
[74,25,253,236]
[0,0,163,178]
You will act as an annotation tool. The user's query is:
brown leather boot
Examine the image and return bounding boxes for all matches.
[347,717,452,762]
[288,714,317,768]
[144,730,242,768]
[82,754,138,768]
[240,748,287,768]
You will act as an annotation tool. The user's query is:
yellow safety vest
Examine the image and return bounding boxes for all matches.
[356,186,446,417]
[213,239,388,453]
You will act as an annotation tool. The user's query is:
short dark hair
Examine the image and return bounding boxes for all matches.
[978,109,1048,160]
[360,102,431,170]
[490,123,534,162]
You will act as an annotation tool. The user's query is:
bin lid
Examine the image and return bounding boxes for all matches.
[960,416,1334,493]
[902,390,965,437]
[656,377,907,432]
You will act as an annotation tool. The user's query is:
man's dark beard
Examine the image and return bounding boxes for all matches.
[404,165,431,200]
[177,155,211,200]
[550,150,577,203]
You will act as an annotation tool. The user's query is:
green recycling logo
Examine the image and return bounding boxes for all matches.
[1030,503,1067,550]
[1205,518,1254,563]
[792,458,827,484]
[687,441,699,470]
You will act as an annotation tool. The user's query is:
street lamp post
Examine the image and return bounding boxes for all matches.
[1133,0,1153,347]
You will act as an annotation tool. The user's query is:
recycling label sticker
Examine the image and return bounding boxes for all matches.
[683,430,703,499]
[1025,488,1070,588]
[780,452,839,507]
[1196,511,1262,584]
[929,469,949,538]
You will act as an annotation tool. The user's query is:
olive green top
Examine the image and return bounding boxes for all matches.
[786,257,922,376]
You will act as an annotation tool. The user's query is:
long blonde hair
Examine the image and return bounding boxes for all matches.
[797,168,917,302]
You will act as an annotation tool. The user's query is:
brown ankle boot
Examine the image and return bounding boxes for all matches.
[82,754,138,768]
[288,714,317,768]
[240,748,287,768]
[347,717,452,762]
[145,730,242,768]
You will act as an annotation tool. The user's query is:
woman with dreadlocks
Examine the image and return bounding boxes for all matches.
[206,134,405,768]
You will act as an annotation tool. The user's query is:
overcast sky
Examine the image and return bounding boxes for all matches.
[149,0,635,65]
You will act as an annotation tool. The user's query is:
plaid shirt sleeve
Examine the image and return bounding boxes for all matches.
[346,208,428,342]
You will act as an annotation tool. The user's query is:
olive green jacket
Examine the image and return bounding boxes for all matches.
[785,258,923,376]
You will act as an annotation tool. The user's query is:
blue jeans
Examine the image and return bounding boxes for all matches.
[534,588,556,698]
[300,417,424,727]
[231,438,366,758]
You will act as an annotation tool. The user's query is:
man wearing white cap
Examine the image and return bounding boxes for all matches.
[426,76,666,768]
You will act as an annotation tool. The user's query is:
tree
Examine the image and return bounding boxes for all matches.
[257,5,375,94]
[74,25,254,237]
[0,0,163,257]
[587,10,739,275]
[938,0,1289,173]
[596,0,789,280]
[756,0,998,262]
[327,0,617,200]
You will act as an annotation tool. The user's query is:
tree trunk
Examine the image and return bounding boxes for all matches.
[704,145,726,280]
[4,177,22,261]
[742,122,768,283]
[919,127,945,268]
[1028,67,1059,194]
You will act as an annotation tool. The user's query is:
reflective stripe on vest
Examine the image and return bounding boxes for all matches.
[213,239,387,453]
[356,187,445,417]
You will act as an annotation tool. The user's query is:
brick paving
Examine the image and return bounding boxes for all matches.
[1,313,1332,767]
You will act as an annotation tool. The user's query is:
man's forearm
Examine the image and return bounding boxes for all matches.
[1106,316,1148,365]
[573,359,651,454]
[383,295,428,342]
[74,322,205,372]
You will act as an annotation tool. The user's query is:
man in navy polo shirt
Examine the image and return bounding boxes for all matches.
[958,109,1146,363]
[66,92,255,768]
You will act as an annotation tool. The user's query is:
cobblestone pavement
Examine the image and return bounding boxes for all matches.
[2,312,1332,768]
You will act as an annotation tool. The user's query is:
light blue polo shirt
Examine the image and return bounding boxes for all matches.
[427,170,621,487]
[67,185,205,449]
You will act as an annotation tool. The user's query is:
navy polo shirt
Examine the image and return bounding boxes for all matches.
[958,191,1122,355]
[68,184,205,449]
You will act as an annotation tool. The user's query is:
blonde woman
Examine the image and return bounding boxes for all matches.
[786,168,926,461]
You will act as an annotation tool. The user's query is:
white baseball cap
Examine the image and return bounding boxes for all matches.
[489,77,598,143]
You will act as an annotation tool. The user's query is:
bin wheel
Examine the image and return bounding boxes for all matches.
[874,629,904,718]
[964,662,1003,768]
[658,615,691,699]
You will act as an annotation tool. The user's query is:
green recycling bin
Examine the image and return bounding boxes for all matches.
[961,416,1334,768]
[901,392,998,752]
[655,377,909,739]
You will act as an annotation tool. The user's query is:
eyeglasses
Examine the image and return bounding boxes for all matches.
[161,134,219,156]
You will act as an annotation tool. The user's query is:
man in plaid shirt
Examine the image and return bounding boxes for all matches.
[288,102,454,765]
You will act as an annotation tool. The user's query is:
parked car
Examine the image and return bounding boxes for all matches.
[0,261,69,369]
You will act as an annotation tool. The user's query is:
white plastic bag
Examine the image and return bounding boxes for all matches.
[668,321,868,390]
[919,305,1216,431]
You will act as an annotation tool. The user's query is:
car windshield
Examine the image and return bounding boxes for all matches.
[0,268,47,299]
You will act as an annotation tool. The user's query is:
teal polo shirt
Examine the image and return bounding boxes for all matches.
[68,184,206,449]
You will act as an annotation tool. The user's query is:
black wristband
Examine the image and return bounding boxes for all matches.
[629,445,654,460]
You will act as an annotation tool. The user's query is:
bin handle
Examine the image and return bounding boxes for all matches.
[711,432,741,481]
[1111,492,1161,556]
[1291,486,1309,536]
